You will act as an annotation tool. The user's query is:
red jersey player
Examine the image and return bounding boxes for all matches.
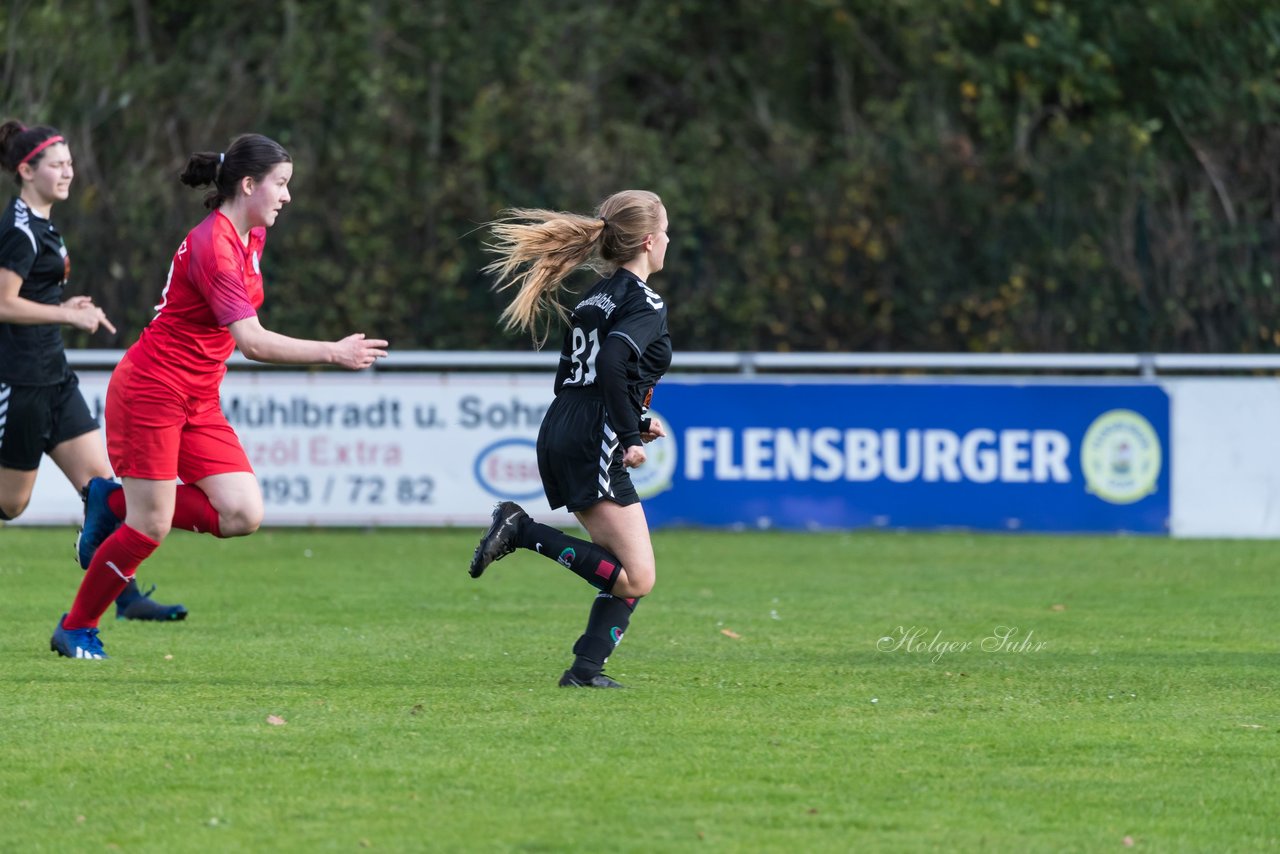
[51,133,387,660]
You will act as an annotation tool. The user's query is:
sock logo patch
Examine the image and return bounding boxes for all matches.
[594,559,616,580]
[105,561,135,583]
[611,626,625,645]
[557,547,576,568]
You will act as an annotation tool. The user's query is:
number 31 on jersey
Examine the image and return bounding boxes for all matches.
[568,326,599,385]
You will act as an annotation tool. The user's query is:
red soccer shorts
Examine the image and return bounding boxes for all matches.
[105,353,252,482]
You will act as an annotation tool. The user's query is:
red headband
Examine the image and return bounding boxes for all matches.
[18,135,65,167]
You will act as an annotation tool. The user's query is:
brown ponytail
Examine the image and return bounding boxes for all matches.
[0,120,64,181]
[180,133,290,209]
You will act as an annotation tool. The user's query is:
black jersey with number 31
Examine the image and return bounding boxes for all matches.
[553,268,672,440]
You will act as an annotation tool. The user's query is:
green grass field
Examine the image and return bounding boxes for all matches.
[1,526,1277,852]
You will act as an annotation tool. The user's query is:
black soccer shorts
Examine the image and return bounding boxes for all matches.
[0,372,99,471]
[536,390,639,512]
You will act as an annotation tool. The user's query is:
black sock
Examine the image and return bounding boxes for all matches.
[519,521,623,592]
[570,593,639,679]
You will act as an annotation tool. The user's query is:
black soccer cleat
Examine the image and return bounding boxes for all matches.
[469,501,528,578]
[114,579,189,622]
[558,670,625,688]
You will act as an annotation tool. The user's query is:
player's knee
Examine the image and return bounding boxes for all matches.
[131,516,173,543]
[220,503,263,537]
[236,511,263,537]
[624,580,655,598]
[616,566,656,598]
[0,497,27,520]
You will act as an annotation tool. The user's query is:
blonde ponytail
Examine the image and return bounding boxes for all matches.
[483,190,664,347]
[483,209,606,345]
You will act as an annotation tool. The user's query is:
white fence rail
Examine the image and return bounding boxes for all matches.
[65,350,1280,376]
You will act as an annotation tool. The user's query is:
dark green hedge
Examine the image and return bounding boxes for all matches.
[6,0,1278,353]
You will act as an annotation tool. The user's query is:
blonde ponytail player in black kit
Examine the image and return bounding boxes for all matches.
[470,189,672,688]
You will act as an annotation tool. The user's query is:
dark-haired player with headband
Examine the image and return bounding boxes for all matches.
[0,118,187,623]
[51,133,388,659]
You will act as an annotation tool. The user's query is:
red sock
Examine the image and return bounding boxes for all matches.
[65,524,160,629]
[172,484,222,536]
[105,484,223,535]
[107,488,125,518]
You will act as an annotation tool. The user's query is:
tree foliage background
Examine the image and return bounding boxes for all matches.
[3,0,1278,353]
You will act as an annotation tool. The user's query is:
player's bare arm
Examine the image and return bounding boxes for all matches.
[228,314,387,369]
[0,268,113,333]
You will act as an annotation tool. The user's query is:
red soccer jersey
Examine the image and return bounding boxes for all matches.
[130,210,265,396]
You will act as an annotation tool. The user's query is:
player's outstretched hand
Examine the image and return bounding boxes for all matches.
[334,333,389,370]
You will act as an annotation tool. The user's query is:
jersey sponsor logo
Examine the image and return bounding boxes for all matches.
[60,242,70,283]
[683,425,1072,484]
[574,292,617,317]
[1080,409,1162,504]
[629,408,677,499]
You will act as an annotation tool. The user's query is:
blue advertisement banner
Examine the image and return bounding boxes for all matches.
[635,382,1170,533]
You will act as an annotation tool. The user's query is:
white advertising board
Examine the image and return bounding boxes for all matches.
[12,371,1280,538]
[15,372,572,528]
[1166,377,1280,538]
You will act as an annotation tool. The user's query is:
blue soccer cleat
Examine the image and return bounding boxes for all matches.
[50,613,108,660]
[76,477,123,570]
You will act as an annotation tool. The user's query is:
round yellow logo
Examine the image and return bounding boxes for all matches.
[1081,409,1162,504]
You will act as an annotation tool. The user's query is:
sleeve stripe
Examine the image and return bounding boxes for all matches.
[607,330,641,355]
[15,223,36,255]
